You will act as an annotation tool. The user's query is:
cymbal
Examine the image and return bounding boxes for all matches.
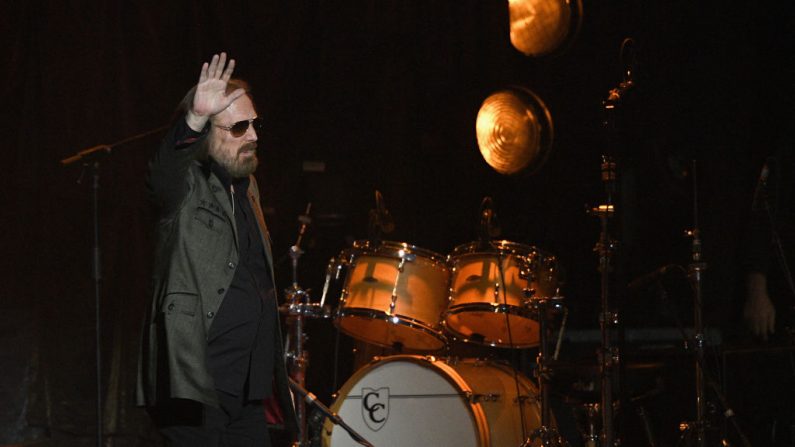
[475,87,553,175]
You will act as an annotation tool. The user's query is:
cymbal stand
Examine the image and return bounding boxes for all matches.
[284,203,313,447]
[680,161,707,447]
[526,297,568,447]
[593,52,634,443]
[592,155,619,447]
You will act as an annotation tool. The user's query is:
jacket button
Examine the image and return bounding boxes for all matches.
[167,303,174,311]
[217,288,225,295]
[207,311,215,318]
[228,262,235,269]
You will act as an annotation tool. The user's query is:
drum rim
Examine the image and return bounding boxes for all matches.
[348,240,449,264]
[336,307,448,351]
[450,239,545,255]
[441,303,541,348]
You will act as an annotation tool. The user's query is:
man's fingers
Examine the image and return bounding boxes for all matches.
[198,62,209,83]
[222,59,236,82]
[207,54,220,79]
[215,53,227,78]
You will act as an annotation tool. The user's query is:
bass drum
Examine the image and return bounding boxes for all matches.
[322,355,544,447]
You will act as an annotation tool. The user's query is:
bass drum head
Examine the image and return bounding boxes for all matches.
[322,355,542,447]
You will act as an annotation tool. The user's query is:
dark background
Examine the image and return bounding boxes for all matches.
[2,1,794,446]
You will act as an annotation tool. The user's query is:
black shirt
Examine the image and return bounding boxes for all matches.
[207,165,277,399]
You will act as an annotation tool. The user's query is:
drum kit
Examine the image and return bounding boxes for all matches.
[276,61,749,444]
[281,196,572,447]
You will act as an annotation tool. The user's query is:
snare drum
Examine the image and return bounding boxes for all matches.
[322,355,544,447]
[442,241,559,348]
[333,241,450,351]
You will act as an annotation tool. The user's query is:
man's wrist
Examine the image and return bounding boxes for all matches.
[185,111,209,133]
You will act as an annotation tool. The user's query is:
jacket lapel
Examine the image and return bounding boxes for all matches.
[208,174,239,249]
[247,180,274,269]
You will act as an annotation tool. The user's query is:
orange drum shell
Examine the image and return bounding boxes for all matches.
[336,241,450,351]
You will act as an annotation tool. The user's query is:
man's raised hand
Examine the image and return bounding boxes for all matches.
[186,52,246,131]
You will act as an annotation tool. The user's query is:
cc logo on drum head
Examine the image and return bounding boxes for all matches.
[361,387,389,431]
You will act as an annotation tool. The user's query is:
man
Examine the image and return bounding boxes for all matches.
[744,121,795,340]
[740,117,795,446]
[137,52,298,446]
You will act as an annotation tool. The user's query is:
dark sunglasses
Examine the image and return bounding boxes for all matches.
[214,117,263,137]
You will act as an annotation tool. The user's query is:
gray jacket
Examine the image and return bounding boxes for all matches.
[136,121,298,434]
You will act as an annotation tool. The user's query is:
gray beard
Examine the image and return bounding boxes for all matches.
[212,144,258,178]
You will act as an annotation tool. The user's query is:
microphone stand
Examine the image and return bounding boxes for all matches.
[60,125,168,447]
[288,378,373,447]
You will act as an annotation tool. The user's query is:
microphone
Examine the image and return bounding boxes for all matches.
[627,264,679,293]
[751,158,772,212]
[288,378,374,447]
[375,190,395,234]
[288,377,320,406]
[478,196,499,243]
[293,202,312,250]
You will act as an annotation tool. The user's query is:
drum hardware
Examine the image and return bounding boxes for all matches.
[289,378,373,447]
[589,67,626,445]
[367,190,395,247]
[523,296,568,447]
[281,203,334,447]
[580,403,601,447]
[669,161,750,447]
[680,159,710,447]
[469,393,501,403]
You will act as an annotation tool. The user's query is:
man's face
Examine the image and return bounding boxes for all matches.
[207,95,259,178]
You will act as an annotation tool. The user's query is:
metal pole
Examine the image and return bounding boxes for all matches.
[91,162,103,447]
[688,160,707,447]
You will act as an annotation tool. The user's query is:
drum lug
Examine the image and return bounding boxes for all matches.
[514,394,536,404]
[470,393,500,403]
[397,251,416,265]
